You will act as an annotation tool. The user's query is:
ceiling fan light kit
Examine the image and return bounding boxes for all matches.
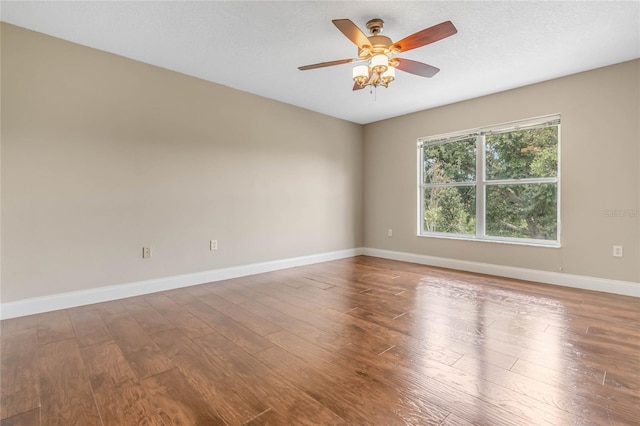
[298,17,457,92]
[352,65,369,86]
[370,54,389,74]
[381,65,395,85]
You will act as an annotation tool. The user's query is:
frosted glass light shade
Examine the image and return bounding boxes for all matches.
[370,55,388,74]
[382,66,395,84]
[353,65,369,86]
[352,65,369,80]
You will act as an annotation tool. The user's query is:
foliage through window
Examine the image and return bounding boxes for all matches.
[419,116,560,246]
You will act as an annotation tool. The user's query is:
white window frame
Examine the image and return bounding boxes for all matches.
[417,114,561,247]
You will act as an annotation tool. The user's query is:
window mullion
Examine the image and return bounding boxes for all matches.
[485,177,558,185]
[418,145,424,234]
[476,134,485,238]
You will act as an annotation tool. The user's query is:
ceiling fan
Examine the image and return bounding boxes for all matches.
[298,18,457,91]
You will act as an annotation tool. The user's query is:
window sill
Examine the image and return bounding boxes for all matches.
[417,233,561,248]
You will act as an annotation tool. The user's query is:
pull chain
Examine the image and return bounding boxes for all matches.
[369,85,377,101]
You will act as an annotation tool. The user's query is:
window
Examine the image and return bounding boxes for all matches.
[418,115,560,246]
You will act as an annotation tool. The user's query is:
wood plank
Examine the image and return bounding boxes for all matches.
[123,299,174,334]
[182,284,213,298]
[39,338,102,425]
[186,301,273,354]
[38,310,75,345]
[510,356,639,403]
[80,341,164,425]
[239,299,350,351]
[199,292,281,337]
[242,407,288,425]
[254,344,403,425]
[343,334,572,425]
[68,308,112,347]
[141,368,227,425]
[1,315,40,336]
[1,408,40,426]
[0,329,40,420]
[103,314,174,379]
[247,283,494,370]
[262,330,449,425]
[296,276,336,290]
[275,265,617,374]
[150,328,267,424]
[269,319,571,426]
[439,412,475,426]
[195,332,349,425]
[94,300,129,323]
[163,289,200,306]
[453,354,640,425]
[144,293,214,339]
[205,280,255,305]
[242,289,353,340]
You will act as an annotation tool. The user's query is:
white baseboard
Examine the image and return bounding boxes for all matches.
[0,248,363,320]
[362,247,640,298]
[2,246,637,320]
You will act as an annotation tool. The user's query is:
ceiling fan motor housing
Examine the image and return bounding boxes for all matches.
[359,19,400,59]
[358,35,398,59]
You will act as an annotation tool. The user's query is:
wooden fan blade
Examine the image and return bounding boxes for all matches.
[298,58,354,71]
[395,58,440,78]
[393,21,457,53]
[333,19,370,48]
[353,82,365,91]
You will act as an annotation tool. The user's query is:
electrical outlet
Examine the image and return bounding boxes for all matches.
[613,245,623,257]
[387,229,393,237]
[142,247,152,259]
[210,240,218,251]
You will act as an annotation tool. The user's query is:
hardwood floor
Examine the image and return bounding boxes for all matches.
[1,256,639,425]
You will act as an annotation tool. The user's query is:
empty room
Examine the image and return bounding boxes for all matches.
[1,1,639,425]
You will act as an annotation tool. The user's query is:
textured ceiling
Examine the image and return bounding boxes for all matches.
[2,1,639,124]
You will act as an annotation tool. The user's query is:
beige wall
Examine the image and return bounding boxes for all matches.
[364,59,640,283]
[1,24,363,302]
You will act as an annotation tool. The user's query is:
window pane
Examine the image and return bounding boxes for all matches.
[485,127,558,180]
[486,183,557,240]
[423,186,476,234]
[423,138,476,184]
